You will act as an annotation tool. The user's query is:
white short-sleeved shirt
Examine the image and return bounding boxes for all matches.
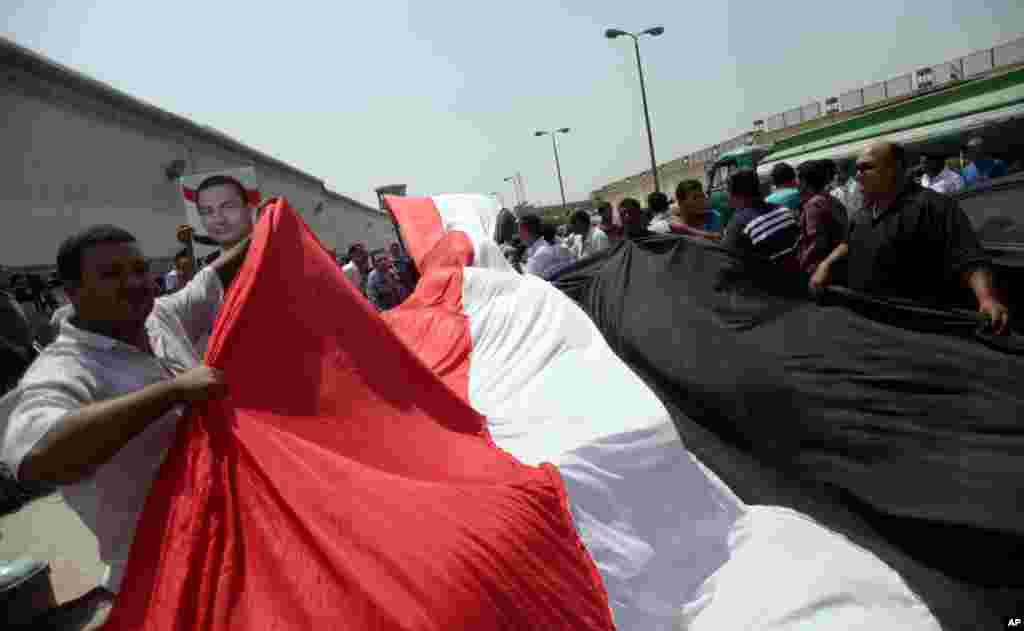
[163,269,180,292]
[921,168,965,196]
[0,266,224,592]
[523,239,576,278]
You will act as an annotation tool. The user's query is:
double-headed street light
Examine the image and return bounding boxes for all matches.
[504,173,524,208]
[606,26,664,193]
[534,128,570,209]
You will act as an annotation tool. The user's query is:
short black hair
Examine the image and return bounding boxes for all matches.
[618,197,642,212]
[494,208,518,245]
[819,160,837,182]
[797,160,830,193]
[646,191,670,213]
[675,179,703,200]
[195,175,248,206]
[174,248,191,261]
[57,225,138,284]
[571,210,591,225]
[770,162,797,187]
[518,213,543,238]
[888,143,908,171]
[348,243,367,256]
[728,169,763,200]
[541,223,557,243]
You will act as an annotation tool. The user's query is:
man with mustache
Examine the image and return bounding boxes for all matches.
[0,224,250,605]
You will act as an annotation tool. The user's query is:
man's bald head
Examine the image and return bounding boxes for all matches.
[856,142,908,199]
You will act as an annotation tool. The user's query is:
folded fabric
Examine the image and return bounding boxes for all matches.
[383,193,942,631]
[553,233,1024,628]
[103,199,614,631]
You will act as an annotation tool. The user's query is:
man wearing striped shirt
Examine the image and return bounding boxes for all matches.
[721,169,799,270]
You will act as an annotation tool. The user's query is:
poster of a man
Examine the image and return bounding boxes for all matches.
[179,167,261,246]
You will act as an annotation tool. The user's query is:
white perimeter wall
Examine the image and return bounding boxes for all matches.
[1,66,392,268]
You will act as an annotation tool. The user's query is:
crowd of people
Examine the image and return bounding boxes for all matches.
[502,139,1011,336]
[338,241,416,312]
[0,136,1014,624]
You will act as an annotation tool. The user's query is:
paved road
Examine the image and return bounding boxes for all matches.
[0,493,106,603]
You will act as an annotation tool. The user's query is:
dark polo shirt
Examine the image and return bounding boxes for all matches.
[845,183,989,302]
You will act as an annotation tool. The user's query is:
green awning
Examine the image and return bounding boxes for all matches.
[758,69,1024,172]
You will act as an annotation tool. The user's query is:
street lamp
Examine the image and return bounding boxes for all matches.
[534,128,570,209]
[605,26,664,193]
[504,173,524,208]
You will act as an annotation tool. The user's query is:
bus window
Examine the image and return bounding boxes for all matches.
[707,161,736,193]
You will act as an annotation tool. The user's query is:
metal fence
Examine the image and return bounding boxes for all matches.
[862,81,886,106]
[995,37,1024,67]
[929,60,964,85]
[802,101,822,121]
[840,88,865,111]
[964,49,994,77]
[886,73,913,99]
[676,35,1023,169]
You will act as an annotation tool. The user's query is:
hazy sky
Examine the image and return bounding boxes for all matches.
[4,2,1023,207]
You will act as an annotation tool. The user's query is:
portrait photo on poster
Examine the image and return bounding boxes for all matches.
[178,166,262,245]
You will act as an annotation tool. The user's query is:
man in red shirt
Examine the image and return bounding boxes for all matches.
[796,160,848,275]
[597,201,624,245]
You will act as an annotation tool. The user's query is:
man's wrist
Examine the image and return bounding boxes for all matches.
[152,377,184,406]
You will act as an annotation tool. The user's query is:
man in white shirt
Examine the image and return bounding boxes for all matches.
[342,243,371,297]
[831,166,864,219]
[518,214,576,278]
[567,210,609,259]
[162,248,196,294]
[0,224,251,599]
[920,154,964,195]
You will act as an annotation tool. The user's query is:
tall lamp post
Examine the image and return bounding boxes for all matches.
[605,26,664,193]
[534,128,570,210]
[503,175,521,208]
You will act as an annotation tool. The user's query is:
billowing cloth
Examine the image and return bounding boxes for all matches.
[383,194,941,630]
[552,233,1024,628]
[103,199,615,631]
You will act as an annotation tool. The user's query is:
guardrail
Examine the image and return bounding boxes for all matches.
[685,34,1024,168]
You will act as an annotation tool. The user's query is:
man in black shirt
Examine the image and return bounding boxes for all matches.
[810,142,1010,334]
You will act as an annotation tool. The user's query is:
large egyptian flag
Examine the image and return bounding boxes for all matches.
[382,194,942,630]
[102,199,615,631]
[550,231,1024,628]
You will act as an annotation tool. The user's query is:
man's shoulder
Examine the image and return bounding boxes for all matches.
[18,341,102,390]
[729,207,760,226]
[153,267,220,307]
[530,241,554,256]
[805,193,833,212]
[747,205,794,224]
[908,185,958,210]
[766,188,800,206]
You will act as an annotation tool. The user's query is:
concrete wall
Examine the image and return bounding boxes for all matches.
[0,61,391,268]
[591,161,708,208]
